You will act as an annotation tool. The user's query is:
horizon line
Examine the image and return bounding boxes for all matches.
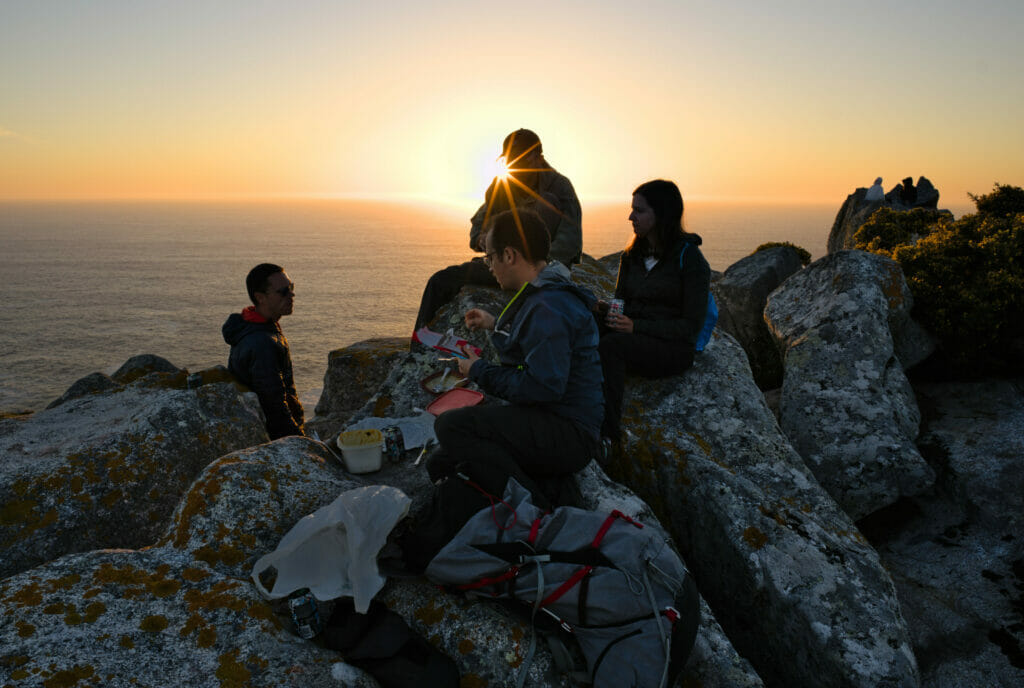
[0,191,850,206]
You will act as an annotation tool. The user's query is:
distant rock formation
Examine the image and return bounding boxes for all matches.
[828,175,945,253]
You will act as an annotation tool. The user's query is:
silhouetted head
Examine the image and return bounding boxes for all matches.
[502,129,544,167]
[485,208,550,266]
[246,263,284,305]
[246,263,295,321]
[627,179,698,256]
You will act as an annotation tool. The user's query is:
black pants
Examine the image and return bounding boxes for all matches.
[599,332,694,441]
[426,404,598,506]
[414,258,498,330]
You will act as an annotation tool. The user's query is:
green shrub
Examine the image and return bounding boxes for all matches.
[854,183,1024,376]
[853,207,948,257]
[754,241,812,266]
[968,182,1024,219]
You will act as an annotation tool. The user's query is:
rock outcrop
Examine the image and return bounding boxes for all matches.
[392,263,918,687]
[6,239,1023,687]
[712,245,805,390]
[827,176,943,253]
[604,329,918,687]
[0,358,267,580]
[764,250,935,519]
[309,336,409,440]
[1,431,760,687]
[860,379,1024,688]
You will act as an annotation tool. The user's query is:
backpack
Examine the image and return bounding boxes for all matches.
[399,457,581,574]
[680,242,718,352]
[425,479,700,688]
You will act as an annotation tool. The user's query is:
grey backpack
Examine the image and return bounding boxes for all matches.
[425,478,699,688]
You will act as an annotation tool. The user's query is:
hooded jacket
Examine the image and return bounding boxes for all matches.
[222,309,304,439]
[469,166,583,265]
[615,235,711,349]
[468,262,603,435]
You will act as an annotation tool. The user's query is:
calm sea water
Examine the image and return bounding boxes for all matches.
[1,198,839,412]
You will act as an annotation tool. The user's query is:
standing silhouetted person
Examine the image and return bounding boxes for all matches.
[413,129,582,331]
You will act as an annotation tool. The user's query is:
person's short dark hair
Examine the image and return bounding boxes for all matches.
[487,209,550,265]
[246,263,284,305]
[502,129,542,163]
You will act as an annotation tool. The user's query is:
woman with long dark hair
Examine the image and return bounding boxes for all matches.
[598,179,711,447]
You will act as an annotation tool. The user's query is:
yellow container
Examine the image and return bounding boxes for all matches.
[337,429,384,474]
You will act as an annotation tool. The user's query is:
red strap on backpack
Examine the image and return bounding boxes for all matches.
[537,510,645,610]
[591,509,643,548]
[458,566,521,592]
[458,473,518,531]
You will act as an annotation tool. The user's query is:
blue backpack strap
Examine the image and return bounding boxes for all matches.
[680,242,717,352]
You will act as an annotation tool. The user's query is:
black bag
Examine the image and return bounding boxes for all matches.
[321,598,460,688]
[400,458,560,574]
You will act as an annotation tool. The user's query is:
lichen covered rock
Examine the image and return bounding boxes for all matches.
[764,250,935,519]
[712,245,805,390]
[0,359,268,580]
[605,330,919,687]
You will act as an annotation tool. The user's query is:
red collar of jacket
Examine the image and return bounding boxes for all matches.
[241,306,269,323]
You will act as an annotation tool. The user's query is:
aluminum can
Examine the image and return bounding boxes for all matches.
[288,589,322,639]
[608,299,625,317]
[381,425,404,462]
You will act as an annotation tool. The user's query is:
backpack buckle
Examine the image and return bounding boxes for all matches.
[663,606,680,624]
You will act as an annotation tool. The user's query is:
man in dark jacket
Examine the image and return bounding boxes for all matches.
[413,129,582,331]
[222,263,305,439]
[424,209,602,506]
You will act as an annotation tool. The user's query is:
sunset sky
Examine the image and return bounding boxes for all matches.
[2,0,1022,205]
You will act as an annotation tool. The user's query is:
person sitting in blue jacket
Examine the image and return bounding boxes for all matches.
[598,180,711,448]
[425,208,603,505]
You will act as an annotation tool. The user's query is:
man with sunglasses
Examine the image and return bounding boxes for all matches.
[222,263,305,440]
[413,128,582,332]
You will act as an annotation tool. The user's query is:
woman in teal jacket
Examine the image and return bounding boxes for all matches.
[599,179,711,445]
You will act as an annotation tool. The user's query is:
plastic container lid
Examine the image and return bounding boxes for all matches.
[425,387,484,416]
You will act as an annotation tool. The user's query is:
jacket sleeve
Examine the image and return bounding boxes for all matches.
[246,339,304,439]
[468,302,573,404]
[546,175,583,265]
[633,248,711,343]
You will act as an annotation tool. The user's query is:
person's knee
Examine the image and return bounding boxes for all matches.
[599,333,630,361]
[434,407,474,444]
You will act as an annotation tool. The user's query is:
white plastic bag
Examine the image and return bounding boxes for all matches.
[251,485,410,613]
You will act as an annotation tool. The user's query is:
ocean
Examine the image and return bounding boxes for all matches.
[1,198,841,413]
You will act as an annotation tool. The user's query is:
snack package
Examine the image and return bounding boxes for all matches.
[412,327,483,359]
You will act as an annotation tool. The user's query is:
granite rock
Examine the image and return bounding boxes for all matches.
[860,379,1024,688]
[765,250,936,519]
[712,245,805,390]
[310,336,409,440]
[604,328,918,687]
[0,358,267,580]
